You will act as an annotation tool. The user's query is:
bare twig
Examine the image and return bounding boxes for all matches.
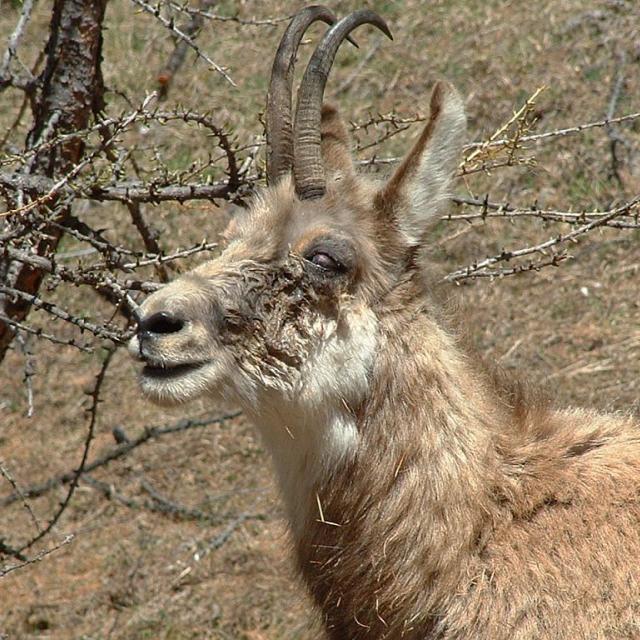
[0,461,41,534]
[83,476,224,523]
[0,0,36,91]
[605,50,628,186]
[448,254,569,279]
[126,201,169,281]
[0,534,74,578]
[81,476,140,511]
[356,110,640,170]
[355,124,411,153]
[350,112,425,132]
[460,87,545,176]
[157,0,217,100]
[194,512,263,559]
[464,111,640,150]
[16,348,116,554]
[0,412,242,508]
[335,40,381,96]
[116,241,218,271]
[141,478,208,519]
[14,331,35,417]
[131,0,236,86]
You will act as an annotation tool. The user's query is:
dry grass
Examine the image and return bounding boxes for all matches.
[1,0,639,637]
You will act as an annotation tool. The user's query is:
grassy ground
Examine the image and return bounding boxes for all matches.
[1,0,639,638]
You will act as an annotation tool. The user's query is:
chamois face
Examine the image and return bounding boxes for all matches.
[128,173,390,408]
[129,7,466,414]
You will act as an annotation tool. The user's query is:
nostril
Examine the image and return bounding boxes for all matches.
[139,311,185,335]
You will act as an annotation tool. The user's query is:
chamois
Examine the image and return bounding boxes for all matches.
[129,7,640,639]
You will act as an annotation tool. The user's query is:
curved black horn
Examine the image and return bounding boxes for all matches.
[266,6,339,185]
[293,9,392,200]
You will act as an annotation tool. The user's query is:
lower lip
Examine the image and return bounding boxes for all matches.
[142,362,206,379]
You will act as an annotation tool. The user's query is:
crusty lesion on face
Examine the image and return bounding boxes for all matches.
[131,174,393,406]
[215,253,347,387]
[187,228,367,397]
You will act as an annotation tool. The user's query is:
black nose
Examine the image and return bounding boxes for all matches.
[138,311,185,335]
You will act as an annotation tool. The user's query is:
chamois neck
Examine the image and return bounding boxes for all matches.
[243,303,378,534]
[293,311,505,632]
[317,310,502,535]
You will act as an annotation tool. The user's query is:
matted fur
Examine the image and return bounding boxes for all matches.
[129,29,640,640]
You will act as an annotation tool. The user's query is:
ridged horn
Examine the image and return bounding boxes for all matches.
[293,9,392,200]
[266,6,339,185]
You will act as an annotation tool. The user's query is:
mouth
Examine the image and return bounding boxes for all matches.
[137,357,217,406]
[141,361,208,379]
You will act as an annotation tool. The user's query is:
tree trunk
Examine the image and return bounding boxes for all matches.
[0,0,108,362]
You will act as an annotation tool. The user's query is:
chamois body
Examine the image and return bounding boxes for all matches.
[129,7,640,639]
[296,294,640,638]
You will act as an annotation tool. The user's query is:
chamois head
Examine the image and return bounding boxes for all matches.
[129,6,466,411]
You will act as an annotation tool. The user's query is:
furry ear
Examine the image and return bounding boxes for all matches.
[376,81,466,244]
[320,103,354,178]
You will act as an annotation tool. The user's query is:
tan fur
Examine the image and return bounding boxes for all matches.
[129,53,640,639]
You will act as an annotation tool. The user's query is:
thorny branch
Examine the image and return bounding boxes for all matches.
[354,111,640,167]
[14,332,35,418]
[0,461,40,534]
[167,2,291,27]
[449,196,640,230]
[459,86,545,177]
[0,106,252,209]
[463,111,640,149]
[0,285,124,341]
[445,196,640,282]
[1,93,159,219]
[0,311,94,352]
[0,172,254,204]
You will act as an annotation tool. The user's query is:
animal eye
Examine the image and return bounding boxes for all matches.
[308,252,340,271]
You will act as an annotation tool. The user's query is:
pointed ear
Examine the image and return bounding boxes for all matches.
[320,103,355,178]
[375,81,466,244]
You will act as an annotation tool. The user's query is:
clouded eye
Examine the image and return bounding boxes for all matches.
[301,237,354,279]
[308,251,341,272]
